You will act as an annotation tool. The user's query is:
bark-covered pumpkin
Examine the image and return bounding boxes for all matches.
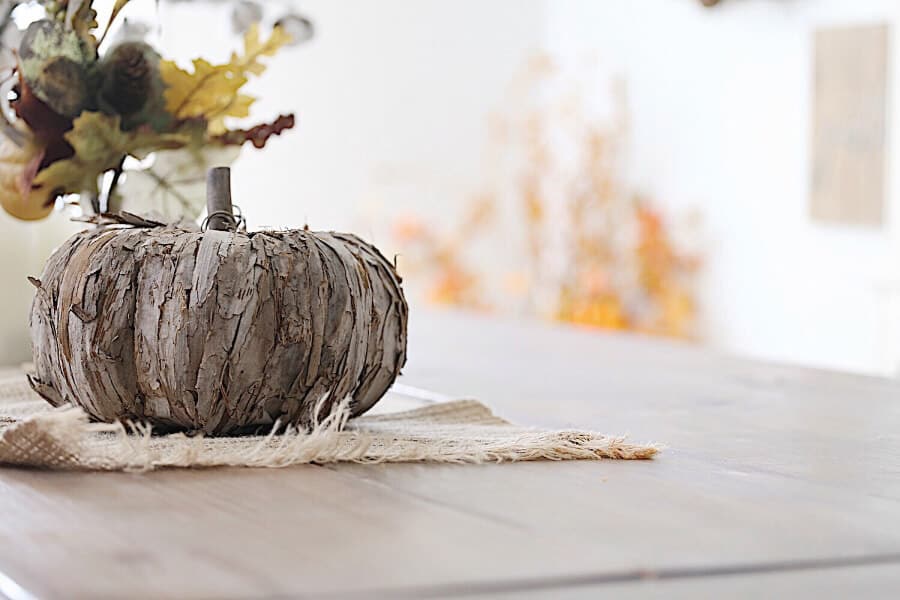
[28,169,407,435]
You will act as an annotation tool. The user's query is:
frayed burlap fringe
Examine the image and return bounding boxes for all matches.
[0,371,658,472]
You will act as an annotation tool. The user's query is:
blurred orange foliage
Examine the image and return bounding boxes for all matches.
[391,55,701,339]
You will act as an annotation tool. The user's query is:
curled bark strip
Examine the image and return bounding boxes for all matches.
[29,224,408,435]
[73,211,168,228]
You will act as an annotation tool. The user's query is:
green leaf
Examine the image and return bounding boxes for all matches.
[67,0,100,49]
[33,111,189,196]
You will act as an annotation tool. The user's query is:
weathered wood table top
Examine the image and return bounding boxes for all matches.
[1,309,898,599]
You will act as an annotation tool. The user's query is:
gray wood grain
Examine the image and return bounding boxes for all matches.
[466,564,900,600]
[0,308,898,599]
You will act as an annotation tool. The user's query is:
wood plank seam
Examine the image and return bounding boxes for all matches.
[308,552,900,599]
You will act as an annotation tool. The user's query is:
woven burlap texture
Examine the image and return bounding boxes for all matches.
[0,370,658,471]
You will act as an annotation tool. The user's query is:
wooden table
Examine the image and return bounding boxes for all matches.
[0,309,898,599]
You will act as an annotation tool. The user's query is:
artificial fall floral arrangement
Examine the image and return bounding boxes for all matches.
[0,0,295,221]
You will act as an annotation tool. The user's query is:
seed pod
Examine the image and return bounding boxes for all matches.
[18,19,93,118]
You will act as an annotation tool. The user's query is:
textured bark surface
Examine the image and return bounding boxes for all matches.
[29,224,408,435]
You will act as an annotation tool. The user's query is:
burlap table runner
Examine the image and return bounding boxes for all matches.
[0,369,657,471]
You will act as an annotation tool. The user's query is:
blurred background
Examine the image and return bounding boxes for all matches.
[3,0,900,377]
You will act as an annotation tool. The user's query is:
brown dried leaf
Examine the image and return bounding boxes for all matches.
[213,113,295,148]
[0,137,55,221]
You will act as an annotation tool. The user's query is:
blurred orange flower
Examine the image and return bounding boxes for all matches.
[389,54,701,340]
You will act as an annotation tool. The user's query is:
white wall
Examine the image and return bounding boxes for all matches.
[155,0,548,234]
[545,0,900,375]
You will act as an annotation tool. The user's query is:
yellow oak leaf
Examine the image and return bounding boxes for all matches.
[0,137,54,221]
[160,24,291,124]
[208,94,255,135]
[160,58,249,121]
[240,23,293,75]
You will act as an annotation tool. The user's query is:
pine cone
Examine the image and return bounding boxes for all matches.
[100,42,158,116]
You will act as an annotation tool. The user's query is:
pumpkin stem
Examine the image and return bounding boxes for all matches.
[206,167,236,231]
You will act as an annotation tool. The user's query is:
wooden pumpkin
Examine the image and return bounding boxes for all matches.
[28,168,408,435]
